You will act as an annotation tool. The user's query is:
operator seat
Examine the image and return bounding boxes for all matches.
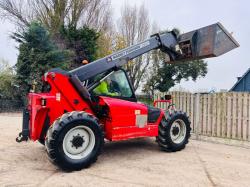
[69,74,109,117]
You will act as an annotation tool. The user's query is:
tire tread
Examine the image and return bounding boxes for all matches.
[157,110,191,152]
[45,111,104,171]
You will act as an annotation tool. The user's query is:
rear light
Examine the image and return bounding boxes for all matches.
[41,98,47,106]
[56,93,61,101]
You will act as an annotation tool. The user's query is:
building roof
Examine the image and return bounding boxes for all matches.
[230,68,250,91]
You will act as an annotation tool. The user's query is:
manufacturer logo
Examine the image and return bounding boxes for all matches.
[110,41,150,61]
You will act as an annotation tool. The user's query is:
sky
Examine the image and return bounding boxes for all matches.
[0,0,249,92]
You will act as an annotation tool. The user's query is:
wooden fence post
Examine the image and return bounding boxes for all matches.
[194,93,200,140]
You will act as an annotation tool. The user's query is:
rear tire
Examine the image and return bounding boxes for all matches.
[157,111,191,151]
[45,111,104,171]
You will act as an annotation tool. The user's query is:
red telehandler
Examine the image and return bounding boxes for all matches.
[16,23,239,171]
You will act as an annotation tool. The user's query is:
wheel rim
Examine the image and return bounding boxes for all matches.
[170,119,187,144]
[63,126,95,160]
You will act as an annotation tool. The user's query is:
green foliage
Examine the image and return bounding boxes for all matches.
[9,21,99,103]
[13,22,72,101]
[143,50,208,95]
[157,59,207,92]
[60,26,100,68]
[0,59,16,99]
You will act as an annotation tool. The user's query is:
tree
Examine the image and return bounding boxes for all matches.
[0,59,16,99]
[0,0,31,29]
[0,0,108,65]
[96,32,113,58]
[60,25,100,68]
[157,60,207,92]
[143,50,208,95]
[13,22,72,101]
[117,3,151,91]
[0,0,112,33]
[142,49,162,96]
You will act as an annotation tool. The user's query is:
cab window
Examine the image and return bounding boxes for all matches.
[93,70,133,98]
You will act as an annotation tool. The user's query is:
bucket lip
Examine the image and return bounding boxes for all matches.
[216,22,240,47]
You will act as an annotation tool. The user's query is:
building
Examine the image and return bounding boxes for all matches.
[230,68,250,92]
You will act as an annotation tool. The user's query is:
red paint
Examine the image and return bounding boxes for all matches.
[153,99,172,107]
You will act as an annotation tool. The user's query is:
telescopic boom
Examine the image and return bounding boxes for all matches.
[70,22,239,82]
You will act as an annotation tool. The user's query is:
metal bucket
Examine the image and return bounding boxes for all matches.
[170,22,239,62]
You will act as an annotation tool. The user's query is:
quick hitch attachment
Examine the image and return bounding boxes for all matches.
[16,109,30,143]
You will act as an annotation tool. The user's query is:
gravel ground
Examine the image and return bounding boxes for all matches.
[0,113,250,187]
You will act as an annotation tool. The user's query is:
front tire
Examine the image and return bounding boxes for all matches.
[45,111,104,171]
[157,111,191,151]
[38,139,45,145]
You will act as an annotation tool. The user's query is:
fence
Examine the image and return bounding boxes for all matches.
[154,92,250,142]
[0,99,23,112]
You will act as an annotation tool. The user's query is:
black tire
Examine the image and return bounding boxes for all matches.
[45,111,104,171]
[157,110,191,152]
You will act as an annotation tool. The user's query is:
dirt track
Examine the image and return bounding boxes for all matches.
[0,113,250,187]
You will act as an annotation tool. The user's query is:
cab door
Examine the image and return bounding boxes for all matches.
[90,69,157,140]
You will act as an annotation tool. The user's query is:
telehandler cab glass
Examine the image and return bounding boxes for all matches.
[92,70,133,98]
